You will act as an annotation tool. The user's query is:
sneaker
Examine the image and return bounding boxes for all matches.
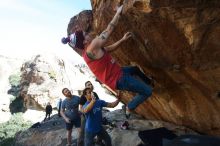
[125,107,142,119]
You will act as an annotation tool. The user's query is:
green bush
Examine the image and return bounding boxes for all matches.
[9,73,21,87]
[48,70,56,80]
[0,113,32,146]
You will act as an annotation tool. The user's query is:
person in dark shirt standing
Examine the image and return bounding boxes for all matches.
[44,102,52,121]
[79,81,99,146]
[60,88,82,146]
[80,81,99,106]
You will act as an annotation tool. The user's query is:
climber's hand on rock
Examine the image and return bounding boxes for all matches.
[122,32,132,41]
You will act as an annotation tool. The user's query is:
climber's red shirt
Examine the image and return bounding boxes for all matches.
[83,49,122,90]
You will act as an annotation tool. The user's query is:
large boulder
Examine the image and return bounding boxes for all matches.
[19,54,89,110]
[67,0,220,135]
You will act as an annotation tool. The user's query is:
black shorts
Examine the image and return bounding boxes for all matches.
[66,118,81,130]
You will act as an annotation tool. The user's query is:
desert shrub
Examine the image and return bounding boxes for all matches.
[48,70,56,80]
[9,73,21,87]
[0,113,32,146]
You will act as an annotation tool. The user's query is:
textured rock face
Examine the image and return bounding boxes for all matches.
[68,0,220,135]
[67,10,93,35]
[19,54,90,110]
[19,55,67,110]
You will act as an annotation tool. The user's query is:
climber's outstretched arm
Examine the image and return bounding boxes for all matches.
[105,32,132,52]
[89,5,123,51]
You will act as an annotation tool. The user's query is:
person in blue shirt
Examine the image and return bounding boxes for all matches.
[82,87,121,146]
[79,81,100,146]
[60,88,82,146]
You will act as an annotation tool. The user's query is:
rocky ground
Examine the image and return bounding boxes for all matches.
[15,109,197,146]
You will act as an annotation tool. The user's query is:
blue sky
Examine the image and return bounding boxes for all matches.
[0,0,91,61]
